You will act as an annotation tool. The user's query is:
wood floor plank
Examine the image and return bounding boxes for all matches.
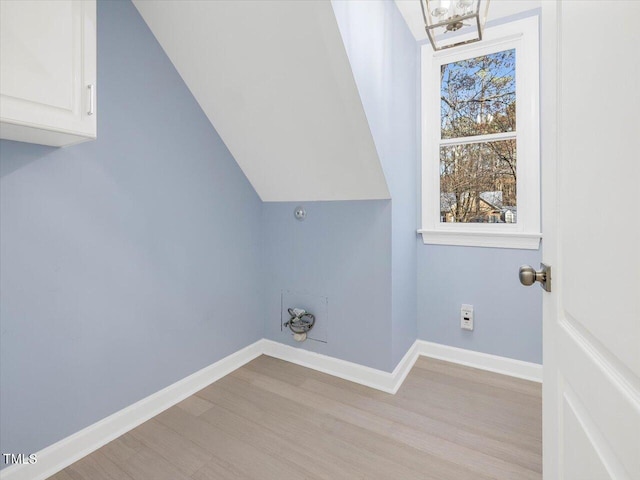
[246,355,541,448]
[231,366,541,480]
[99,433,144,465]
[128,418,212,476]
[199,402,368,480]
[411,361,542,410]
[155,406,322,480]
[191,457,252,480]
[63,450,135,480]
[46,470,76,480]
[49,354,542,480]
[118,446,192,480]
[413,356,542,397]
[198,378,455,480]
[398,378,542,444]
[300,376,541,472]
[175,394,214,417]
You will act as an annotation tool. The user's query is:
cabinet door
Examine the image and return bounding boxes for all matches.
[0,0,96,146]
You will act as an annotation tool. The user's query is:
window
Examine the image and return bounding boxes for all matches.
[420,17,540,249]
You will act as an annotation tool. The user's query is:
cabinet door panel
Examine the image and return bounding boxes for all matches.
[1,1,75,110]
[0,0,96,144]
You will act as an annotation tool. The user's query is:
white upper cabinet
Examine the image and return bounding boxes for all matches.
[0,0,96,147]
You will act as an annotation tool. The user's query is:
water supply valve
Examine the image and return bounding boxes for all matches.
[284,308,315,342]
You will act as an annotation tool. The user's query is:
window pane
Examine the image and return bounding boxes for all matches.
[441,49,516,139]
[440,140,517,223]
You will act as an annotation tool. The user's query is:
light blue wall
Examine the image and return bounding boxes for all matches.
[0,0,262,459]
[262,1,419,372]
[262,201,393,371]
[417,245,542,363]
[415,9,543,365]
[332,0,419,366]
[0,0,543,463]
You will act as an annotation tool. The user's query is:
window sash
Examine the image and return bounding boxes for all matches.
[439,131,516,146]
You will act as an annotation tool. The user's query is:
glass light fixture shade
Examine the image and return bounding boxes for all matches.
[420,0,490,51]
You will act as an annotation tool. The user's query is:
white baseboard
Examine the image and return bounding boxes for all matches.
[1,338,541,480]
[261,339,542,390]
[261,339,420,394]
[416,340,543,383]
[0,340,265,480]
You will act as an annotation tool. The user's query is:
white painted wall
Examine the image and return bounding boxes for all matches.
[132,0,389,202]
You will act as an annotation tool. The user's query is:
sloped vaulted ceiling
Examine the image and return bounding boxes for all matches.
[133,0,390,202]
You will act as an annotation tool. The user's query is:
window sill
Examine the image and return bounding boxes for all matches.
[418,229,541,250]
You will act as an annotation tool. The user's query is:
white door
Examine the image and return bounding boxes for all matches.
[540,1,640,479]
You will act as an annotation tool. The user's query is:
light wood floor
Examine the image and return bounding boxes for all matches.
[49,355,542,480]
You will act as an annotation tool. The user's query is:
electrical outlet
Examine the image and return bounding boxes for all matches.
[461,304,474,331]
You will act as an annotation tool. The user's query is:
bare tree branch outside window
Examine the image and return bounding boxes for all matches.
[440,49,517,224]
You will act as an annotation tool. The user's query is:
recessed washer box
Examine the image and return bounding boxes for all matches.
[281,290,328,343]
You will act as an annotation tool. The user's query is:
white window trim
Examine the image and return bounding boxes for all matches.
[419,16,541,250]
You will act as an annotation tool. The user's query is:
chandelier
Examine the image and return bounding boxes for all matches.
[420,0,490,51]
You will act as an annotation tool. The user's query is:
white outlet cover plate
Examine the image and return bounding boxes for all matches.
[461,304,474,331]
